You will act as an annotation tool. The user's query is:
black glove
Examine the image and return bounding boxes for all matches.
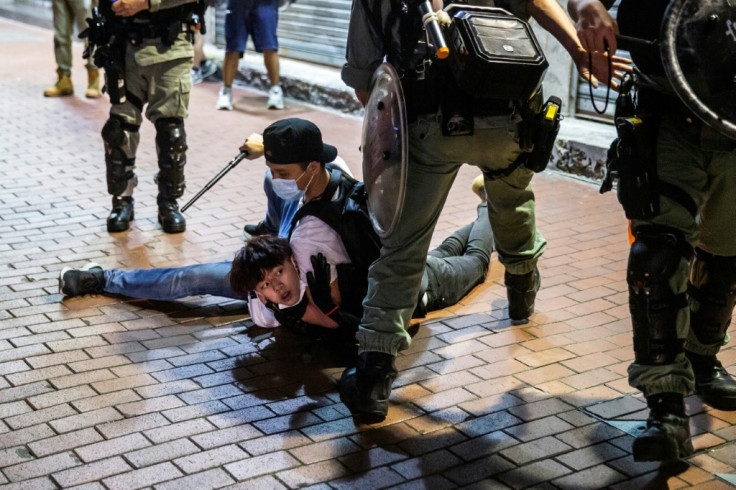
[307,254,361,331]
[306,253,337,315]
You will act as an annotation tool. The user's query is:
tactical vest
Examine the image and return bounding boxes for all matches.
[288,166,382,318]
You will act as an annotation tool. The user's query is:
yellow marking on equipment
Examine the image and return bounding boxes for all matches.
[545,105,558,120]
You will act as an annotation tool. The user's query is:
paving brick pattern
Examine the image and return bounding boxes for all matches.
[1,17,735,489]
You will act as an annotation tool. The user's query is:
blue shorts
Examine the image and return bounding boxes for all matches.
[225,0,279,54]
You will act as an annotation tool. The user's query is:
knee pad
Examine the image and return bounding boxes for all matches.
[155,118,187,198]
[628,226,692,365]
[102,116,138,196]
[688,247,736,345]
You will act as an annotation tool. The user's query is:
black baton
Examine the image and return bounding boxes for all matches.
[181,151,248,212]
[418,1,449,59]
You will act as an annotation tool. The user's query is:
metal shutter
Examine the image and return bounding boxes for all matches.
[574,0,629,121]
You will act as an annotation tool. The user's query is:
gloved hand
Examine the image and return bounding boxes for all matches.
[307,253,337,315]
[307,254,361,332]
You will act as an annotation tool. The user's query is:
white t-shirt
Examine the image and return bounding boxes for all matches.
[248,159,354,328]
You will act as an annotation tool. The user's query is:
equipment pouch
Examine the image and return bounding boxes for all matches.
[613,115,660,220]
[437,61,473,136]
[524,96,562,172]
[104,60,127,105]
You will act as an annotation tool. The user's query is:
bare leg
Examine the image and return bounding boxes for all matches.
[193,31,205,68]
[222,51,241,87]
[263,50,280,86]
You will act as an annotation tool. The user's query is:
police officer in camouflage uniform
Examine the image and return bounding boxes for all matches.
[337,0,622,423]
[568,0,736,462]
[101,0,198,233]
[44,0,101,98]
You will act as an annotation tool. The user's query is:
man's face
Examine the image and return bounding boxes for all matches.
[266,161,313,190]
[254,257,302,306]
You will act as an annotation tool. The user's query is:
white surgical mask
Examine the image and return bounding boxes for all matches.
[271,169,314,201]
[278,279,307,309]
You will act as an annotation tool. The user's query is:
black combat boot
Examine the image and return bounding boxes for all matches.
[686,351,736,411]
[632,393,693,462]
[338,352,397,423]
[107,196,134,232]
[157,196,186,234]
[504,267,540,323]
[59,263,105,297]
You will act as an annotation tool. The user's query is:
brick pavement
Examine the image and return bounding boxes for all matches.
[1,16,736,489]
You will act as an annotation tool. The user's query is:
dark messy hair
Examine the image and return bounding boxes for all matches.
[230,235,293,293]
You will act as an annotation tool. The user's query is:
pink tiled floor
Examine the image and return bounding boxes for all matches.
[1,17,735,489]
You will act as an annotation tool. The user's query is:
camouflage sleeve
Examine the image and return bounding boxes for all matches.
[341,0,387,92]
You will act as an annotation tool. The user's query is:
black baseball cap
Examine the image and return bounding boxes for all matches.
[262,118,338,164]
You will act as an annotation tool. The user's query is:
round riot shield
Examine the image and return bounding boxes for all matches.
[660,0,736,139]
[361,63,408,238]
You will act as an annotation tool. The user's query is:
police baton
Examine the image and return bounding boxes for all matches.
[181,151,248,212]
[418,1,449,60]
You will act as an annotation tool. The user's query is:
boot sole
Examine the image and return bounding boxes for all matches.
[632,436,694,462]
[158,218,186,234]
[337,391,388,424]
[336,374,390,424]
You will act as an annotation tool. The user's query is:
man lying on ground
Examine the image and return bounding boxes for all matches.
[60,118,492,335]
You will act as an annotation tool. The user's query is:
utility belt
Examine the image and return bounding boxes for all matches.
[640,87,736,152]
[403,69,562,177]
[123,19,194,46]
[600,75,700,220]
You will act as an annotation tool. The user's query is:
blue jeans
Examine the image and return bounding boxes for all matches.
[104,261,242,300]
[102,170,299,301]
[263,169,300,238]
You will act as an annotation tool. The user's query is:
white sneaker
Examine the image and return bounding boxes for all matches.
[267,85,284,110]
[216,86,233,110]
[191,68,203,85]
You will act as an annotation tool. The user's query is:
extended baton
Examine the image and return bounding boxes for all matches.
[418,1,449,59]
[181,151,248,212]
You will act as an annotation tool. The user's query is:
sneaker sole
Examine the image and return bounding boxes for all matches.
[59,262,102,296]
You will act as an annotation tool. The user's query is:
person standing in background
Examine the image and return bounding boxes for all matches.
[216,0,283,111]
[44,0,101,98]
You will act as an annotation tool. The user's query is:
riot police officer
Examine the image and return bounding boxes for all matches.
[95,0,200,233]
[337,0,626,423]
[568,0,736,462]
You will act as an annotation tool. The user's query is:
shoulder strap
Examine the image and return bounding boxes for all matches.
[289,167,344,236]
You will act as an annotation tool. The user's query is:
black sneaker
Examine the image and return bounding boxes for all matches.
[59,263,105,297]
[243,221,271,240]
